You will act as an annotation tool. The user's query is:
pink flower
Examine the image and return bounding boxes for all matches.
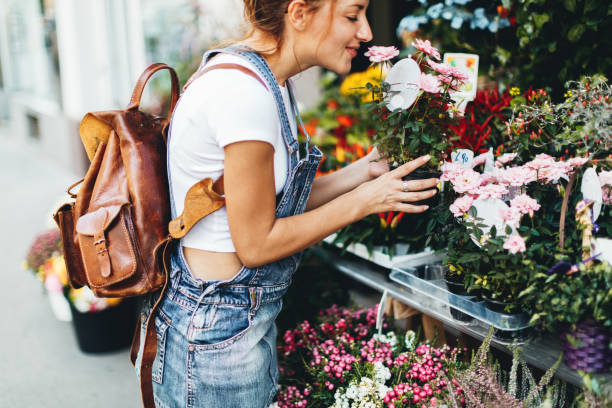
[496,153,517,165]
[412,39,440,60]
[449,195,475,217]
[495,166,536,187]
[566,157,589,168]
[500,207,522,228]
[472,153,488,167]
[364,46,400,63]
[427,59,452,75]
[599,170,612,186]
[510,194,541,217]
[537,161,570,183]
[451,169,482,194]
[525,153,555,171]
[503,235,526,254]
[440,162,465,182]
[447,66,469,84]
[475,184,508,200]
[419,73,441,93]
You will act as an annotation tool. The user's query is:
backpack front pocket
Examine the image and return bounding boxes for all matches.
[76,204,139,289]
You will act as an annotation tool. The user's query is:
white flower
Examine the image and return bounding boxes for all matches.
[373,362,391,385]
[371,331,398,350]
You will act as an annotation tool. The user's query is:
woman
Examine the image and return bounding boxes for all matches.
[136,0,439,406]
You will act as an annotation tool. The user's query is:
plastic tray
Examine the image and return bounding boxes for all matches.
[322,234,445,269]
[390,264,531,331]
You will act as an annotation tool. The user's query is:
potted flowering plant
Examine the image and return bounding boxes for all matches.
[24,229,138,353]
[364,40,468,175]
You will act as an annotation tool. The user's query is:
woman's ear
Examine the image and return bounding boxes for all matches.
[286,0,310,31]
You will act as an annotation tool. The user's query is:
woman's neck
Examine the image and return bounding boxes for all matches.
[240,32,310,86]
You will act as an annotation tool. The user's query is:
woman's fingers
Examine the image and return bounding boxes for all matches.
[400,177,439,192]
[396,203,430,213]
[390,155,431,178]
[399,188,438,202]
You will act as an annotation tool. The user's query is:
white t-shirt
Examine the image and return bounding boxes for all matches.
[168,54,297,252]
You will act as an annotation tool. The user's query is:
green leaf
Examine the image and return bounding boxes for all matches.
[563,0,576,12]
[533,13,550,29]
[568,24,586,42]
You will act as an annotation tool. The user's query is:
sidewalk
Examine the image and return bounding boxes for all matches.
[0,131,141,407]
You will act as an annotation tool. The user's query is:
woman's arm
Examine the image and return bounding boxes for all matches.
[224,141,438,268]
[305,147,389,211]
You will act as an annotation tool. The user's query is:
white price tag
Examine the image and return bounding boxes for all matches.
[452,149,474,168]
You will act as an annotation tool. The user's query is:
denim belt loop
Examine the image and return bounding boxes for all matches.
[249,287,263,317]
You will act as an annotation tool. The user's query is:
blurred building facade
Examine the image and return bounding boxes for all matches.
[0,0,322,174]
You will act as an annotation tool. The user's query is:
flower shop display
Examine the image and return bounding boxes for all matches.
[396,0,612,99]
[24,229,139,353]
[273,304,468,407]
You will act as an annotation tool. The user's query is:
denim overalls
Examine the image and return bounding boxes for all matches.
[135,47,322,408]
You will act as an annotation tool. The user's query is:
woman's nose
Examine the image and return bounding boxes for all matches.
[357,18,373,43]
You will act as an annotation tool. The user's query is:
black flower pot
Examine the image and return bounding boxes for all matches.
[484,298,520,314]
[444,272,468,296]
[492,326,533,343]
[68,297,139,353]
[414,264,445,281]
[402,169,442,207]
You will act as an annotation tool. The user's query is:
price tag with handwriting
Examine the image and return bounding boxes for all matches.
[452,149,474,168]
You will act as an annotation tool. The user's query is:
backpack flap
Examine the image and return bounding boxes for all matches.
[76,204,138,289]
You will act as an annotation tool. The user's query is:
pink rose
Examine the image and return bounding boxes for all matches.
[510,194,541,217]
[496,153,517,165]
[419,73,441,93]
[449,195,475,217]
[451,169,482,194]
[537,161,569,183]
[475,184,508,200]
[495,166,536,187]
[566,157,589,168]
[503,235,526,254]
[412,39,441,60]
[441,162,465,182]
[472,153,488,167]
[500,207,522,228]
[364,46,400,63]
[525,153,555,171]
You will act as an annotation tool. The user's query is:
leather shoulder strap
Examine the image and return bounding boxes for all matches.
[183,63,268,91]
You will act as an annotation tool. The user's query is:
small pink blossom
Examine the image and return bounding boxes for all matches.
[510,194,541,217]
[566,157,589,168]
[427,59,452,75]
[599,170,612,186]
[440,162,465,182]
[503,235,526,254]
[364,46,399,63]
[412,39,440,60]
[451,169,482,194]
[500,207,522,228]
[419,73,441,93]
[472,153,488,167]
[447,66,469,84]
[475,184,508,200]
[495,166,537,187]
[496,153,517,165]
[449,195,475,217]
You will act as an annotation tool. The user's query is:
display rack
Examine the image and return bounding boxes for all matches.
[313,244,612,389]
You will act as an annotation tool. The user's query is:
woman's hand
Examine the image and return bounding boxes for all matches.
[366,146,390,179]
[353,155,439,218]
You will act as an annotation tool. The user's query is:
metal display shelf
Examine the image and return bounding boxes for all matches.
[313,244,612,389]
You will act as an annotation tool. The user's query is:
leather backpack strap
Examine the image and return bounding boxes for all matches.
[128,63,181,120]
[130,238,172,408]
[183,63,268,91]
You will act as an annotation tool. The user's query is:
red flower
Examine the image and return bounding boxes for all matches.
[336,114,353,128]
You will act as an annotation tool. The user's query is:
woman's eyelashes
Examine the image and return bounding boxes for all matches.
[346,16,358,22]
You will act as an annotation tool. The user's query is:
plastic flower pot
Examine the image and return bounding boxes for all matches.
[67,297,139,353]
[401,169,442,208]
[561,319,612,373]
[414,264,445,280]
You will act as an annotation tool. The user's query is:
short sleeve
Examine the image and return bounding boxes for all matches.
[200,70,278,150]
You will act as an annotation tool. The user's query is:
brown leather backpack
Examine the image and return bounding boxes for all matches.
[54,62,266,408]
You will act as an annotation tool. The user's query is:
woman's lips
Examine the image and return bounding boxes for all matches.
[346,47,358,58]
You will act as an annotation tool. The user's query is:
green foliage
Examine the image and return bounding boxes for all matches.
[525,261,612,332]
